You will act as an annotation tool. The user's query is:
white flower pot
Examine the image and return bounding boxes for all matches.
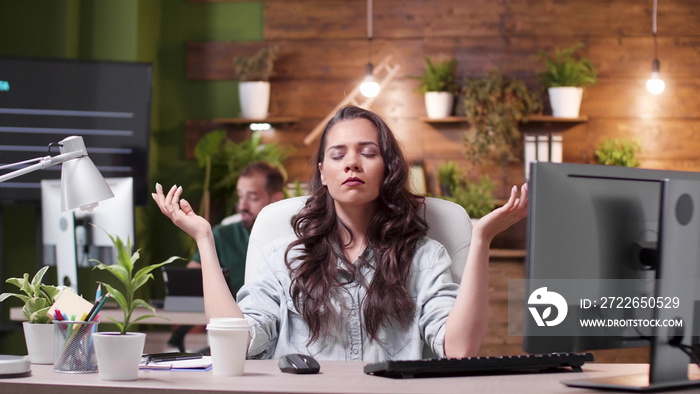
[424,92,454,118]
[238,81,270,119]
[548,87,583,118]
[22,322,54,364]
[93,332,146,381]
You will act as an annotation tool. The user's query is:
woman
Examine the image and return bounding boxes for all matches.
[153,105,527,361]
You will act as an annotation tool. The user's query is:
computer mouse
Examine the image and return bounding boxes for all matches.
[278,353,320,374]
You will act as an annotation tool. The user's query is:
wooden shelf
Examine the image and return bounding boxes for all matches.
[419,116,470,123]
[189,117,299,125]
[184,117,299,159]
[420,115,588,123]
[490,248,526,259]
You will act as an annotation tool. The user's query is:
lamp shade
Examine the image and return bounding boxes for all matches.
[59,136,114,211]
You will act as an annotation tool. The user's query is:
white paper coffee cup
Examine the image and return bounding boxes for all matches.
[206,317,249,376]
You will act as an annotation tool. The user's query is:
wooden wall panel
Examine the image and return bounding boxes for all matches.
[264,0,700,39]
[188,36,700,83]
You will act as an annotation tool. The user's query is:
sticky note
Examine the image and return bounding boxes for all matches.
[47,288,94,321]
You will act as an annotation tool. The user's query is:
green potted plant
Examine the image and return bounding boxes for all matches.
[437,160,460,197]
[415,56,459,118]
[0,266,62,364]
[436,162,496,219]
[595,137,641,167]
[193,129,288,223]
[234,46,280,119]
[538,43,597,118]
[90,228,181,381]
[462,69,542,166]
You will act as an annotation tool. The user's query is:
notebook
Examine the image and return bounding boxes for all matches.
[162,267,204,312]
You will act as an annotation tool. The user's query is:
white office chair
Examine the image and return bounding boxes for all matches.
[245,196,472,284]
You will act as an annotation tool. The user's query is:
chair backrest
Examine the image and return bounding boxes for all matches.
[245,196,472,284]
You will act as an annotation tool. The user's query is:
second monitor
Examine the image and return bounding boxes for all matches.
[524,162,700,391]
[41,177,135,293]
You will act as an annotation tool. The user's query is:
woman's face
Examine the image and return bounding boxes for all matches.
[319,118,385,209]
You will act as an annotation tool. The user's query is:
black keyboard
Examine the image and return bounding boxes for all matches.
[364,352,594,379]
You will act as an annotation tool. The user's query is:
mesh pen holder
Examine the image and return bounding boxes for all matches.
[53,320,99,373]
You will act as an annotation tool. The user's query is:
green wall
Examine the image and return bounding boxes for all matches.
[0,0,263,354]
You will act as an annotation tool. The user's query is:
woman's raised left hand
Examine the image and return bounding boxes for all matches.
[472,182,528,242]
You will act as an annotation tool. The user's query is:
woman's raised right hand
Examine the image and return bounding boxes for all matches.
[152,183,212,242]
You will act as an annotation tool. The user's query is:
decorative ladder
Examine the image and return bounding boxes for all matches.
[303,54,402,146]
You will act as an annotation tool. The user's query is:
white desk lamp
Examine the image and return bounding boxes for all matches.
[0,136,113,375]
[0,135,114,211]
[0,135,114,293]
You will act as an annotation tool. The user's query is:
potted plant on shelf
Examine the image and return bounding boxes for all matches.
[437,160,460,197]
[595,137,641,167]
[415,56,459,119]
[462,69,542,167]
[91,228,181,381]
[0,266,62,364]
[436,161,496,220]
[538,43,597,118]
[234,46,280,119]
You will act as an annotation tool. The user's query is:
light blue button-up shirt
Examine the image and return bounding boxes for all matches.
[237,235,459,362]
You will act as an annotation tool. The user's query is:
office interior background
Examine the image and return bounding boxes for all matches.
[1,0,699,361]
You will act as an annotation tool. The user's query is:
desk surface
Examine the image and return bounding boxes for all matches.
[0,362,682,394]
[10,307,206,326]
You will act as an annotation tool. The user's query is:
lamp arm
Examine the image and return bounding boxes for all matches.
[0,149,85,183]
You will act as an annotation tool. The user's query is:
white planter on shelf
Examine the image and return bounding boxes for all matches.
[424,92,454,119]
[548,87,583,118]
[93,332,146,381]
[22,322,54,364]
[238,81,270,119]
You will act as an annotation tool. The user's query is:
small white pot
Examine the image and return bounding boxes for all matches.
[22,322,54,364]
[238,81,270,119]
[548,87,583,118]
[93,332,146,381]
[424,91,454,118]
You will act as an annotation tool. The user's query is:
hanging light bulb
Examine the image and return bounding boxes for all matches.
[360,63,380,98]
[646,0,665,95]
[359,0,380,98]
[646,59,665,95]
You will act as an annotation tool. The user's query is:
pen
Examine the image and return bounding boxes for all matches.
[88,293,110,322]
[54,308,64,321]
[85,294,103,321]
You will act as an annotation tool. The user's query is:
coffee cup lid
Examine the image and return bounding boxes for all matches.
[207,317,248,329]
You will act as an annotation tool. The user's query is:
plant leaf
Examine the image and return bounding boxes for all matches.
[105,317,125,333]
[0,293,29,303]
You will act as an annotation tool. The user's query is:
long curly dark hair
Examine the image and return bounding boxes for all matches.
[284,106,428,344]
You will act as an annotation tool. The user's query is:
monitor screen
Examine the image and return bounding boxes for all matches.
[523,162,700,390]
[0,57,151,205]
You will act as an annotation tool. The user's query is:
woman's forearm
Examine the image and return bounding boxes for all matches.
[444,229,491,358]
[197,234,245,320]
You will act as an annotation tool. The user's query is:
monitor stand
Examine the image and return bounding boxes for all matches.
[55,210,79,293]
[564,179,700,392]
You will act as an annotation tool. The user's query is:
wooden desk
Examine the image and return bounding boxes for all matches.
[10,307,207,326]
[0,362,683,394]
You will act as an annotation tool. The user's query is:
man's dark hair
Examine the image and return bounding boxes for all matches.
[240,162,286,196]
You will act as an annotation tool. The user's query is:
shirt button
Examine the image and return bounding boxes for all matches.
[352,349,359,355]
[351,310,357,316]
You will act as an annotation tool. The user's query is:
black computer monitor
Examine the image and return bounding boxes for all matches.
[524,162,700,391]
